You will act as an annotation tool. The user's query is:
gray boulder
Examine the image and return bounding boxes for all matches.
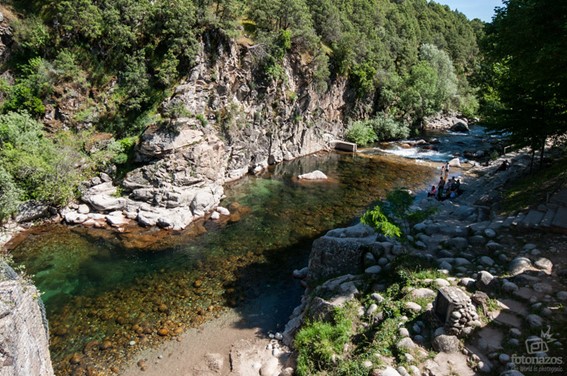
[476,271,498,292]
[0,263,55,376]
[432,334,460,353]
[137,125,204,157]
[308,224,376,281]
[15,201,51,223]
[450,120,469,132]
[191,190,217,217]
[509,257,533,276]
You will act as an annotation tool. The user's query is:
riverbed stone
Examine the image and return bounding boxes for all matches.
[484,228,497,238]
[375,366,402,376]
[410,288,436,299]
[469,235,487,247]
[445,237,469,252]
[371,293,385,304]
[365,265,382,275]
[476,271,498,292]
[78,204,90,214]
[509,257,533,276]
[106,213,129,227]
[64,212,88,224]
[486,241,504,251]
[191,190,217,217]
[479,256,495,267]
[404,302,422,312]
[534,258,553,274]
[526,314,543,328]
[502,281,519,293]
[397,337,417,351]
[439,261,453,272]
[557,291,567,301]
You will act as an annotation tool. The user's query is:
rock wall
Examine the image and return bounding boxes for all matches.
[67,31,364,230]
[170,31,353,179]
[0,263,54,376]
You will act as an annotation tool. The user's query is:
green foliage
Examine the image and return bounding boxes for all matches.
[384,188,413,220]
[480,0,567,162]
[0,112,82,207]
[360,204,401,238]
[350,62,377,96]
[12,16,49,55]
[53,49,85,83]
[361,188,432,238]
[105,136,138,165]
[345,120,376,146]
[295,307,355,376]
[118,51,150,112]
[196,113,208,126]
[0,166,23,221]
[371,112,410,141]
[1,84,45,117]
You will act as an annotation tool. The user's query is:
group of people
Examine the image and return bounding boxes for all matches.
[427,162,462,200]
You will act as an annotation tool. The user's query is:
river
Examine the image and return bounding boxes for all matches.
[7,126,492,375]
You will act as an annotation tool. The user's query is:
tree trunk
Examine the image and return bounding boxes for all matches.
[539,135,546,169]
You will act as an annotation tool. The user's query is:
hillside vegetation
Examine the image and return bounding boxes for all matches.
[0,0,482,221]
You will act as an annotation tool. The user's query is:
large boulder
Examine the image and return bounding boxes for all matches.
[0,263,54,376]
[450,120,469,132]
[15,201,52,223]
[308,224,377,282]
[82,182,131,212]
[137,122,204,158]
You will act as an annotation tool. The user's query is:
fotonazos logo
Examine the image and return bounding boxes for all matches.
[511,326,564,374]
[526,326,555,354]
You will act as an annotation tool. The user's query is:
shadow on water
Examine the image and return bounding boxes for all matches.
[8,151,437,374]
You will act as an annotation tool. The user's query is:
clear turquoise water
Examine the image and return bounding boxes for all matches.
[9,151,436,374]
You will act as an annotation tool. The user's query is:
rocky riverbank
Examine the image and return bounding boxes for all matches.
[127,146,567,376]
[0,261,54,376]
[275,148,567,376]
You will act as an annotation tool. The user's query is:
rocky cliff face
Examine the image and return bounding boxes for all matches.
[0,263,54,376]
[68,31,362,230]
[167,32,352,179]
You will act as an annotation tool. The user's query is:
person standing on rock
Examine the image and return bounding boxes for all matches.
[443,162,450,181]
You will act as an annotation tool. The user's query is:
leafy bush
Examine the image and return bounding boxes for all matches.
[0,166,23,221]
[458,92,480,119]
[371,112,410,140]
[295,307,354,375]
[0,112,82,206]
[53,49,86,84]
[12,16,49,55]
[360,204,401,238]
[1,84,45,117]
[350,62,377,96]
[345,120,376,146]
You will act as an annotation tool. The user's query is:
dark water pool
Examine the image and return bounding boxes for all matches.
[9,151,436,374]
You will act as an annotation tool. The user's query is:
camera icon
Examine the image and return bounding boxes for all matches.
[525,337,549,354]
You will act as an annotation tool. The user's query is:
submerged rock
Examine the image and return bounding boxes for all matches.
[298,170,328,180]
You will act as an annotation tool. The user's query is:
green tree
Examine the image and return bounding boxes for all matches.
[0,166,22,221]
[0,112,81,206]
[481,0,567,168]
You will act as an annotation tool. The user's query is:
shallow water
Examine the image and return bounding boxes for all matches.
[369,125,493,162]
[10,151,436,374]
